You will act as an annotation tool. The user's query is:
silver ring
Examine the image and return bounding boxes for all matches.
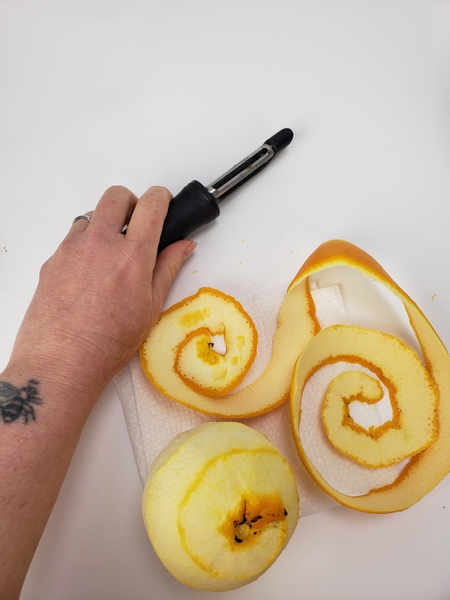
[72,214,92,225]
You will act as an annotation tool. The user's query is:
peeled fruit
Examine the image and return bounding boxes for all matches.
[142,422,299,591]
[289,239,450,513]
[141,283,318,418]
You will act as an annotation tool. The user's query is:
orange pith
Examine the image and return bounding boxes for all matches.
[289,239,450,513]
[141,287,258,400]
[140,282,318,418]
[142,422,299,591]
[177,447,289,576]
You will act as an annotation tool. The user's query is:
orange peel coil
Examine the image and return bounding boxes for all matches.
[140,284,318,419]
[289,239,450,513]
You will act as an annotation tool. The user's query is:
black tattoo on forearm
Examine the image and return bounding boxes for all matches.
[0,380,42,424]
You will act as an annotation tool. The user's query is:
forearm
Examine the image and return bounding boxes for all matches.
[0,282,129,599]
[0,364,99,600]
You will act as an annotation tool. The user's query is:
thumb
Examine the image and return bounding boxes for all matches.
[151,240,197,315]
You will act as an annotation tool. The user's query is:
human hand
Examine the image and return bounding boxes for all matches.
[7,185,195,400]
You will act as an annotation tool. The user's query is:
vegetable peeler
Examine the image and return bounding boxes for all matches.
[158,128,294,252]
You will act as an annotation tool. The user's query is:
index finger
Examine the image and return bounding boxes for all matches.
[125,186,172,246]
[92,185,138,233]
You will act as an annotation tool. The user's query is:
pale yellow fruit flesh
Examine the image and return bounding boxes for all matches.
[142,422,299,591]
[289,239,450,513]
[141,283,318,418]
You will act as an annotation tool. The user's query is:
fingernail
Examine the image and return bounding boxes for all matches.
[183,240,197,260]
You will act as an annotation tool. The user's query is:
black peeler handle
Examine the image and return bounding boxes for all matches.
[157,181,219,253]
[157,128,293,253]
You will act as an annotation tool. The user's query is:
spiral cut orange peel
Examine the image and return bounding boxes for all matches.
[141,284,317,418]
[141,288,256,399]
[289,240,450,513]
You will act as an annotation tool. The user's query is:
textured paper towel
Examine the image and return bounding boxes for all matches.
[114,282,347,517]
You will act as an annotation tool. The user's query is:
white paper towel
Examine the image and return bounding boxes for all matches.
[114,283,347,517]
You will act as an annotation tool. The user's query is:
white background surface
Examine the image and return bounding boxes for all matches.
[1,1,450,599]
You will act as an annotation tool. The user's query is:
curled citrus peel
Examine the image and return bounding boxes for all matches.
[141,284,319,418]
[141,288,257,399]
[142,422,299,591]
[320,326,438,468]
[290,239,450,513]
